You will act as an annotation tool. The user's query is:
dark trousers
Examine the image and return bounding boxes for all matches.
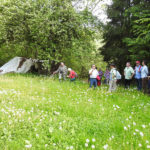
[125,79,131,88]
[142,77,148,94]
[90,78,97,88]
[148,80,150,94]
[136,79,142,91]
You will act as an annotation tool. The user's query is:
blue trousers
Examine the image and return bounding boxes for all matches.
[90,78,97,88]
[136,79,142,91]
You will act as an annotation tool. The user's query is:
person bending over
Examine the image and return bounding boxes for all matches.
[53,62,68,81]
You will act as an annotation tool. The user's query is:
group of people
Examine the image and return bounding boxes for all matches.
[124,61,150,94]
[89,61,150,94]
[53,61,150,95]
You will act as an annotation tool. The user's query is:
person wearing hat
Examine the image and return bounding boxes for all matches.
[67,68,76,82]
[135,61,142,91]
[141,61,149,93]
[108,64,117,92]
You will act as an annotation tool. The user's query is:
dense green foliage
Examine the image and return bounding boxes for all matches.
[101,0,150,70]
[0,0,105,74]
[0,74,150,149]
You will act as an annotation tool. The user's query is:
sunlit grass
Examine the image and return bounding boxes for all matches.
[0,74,150,150]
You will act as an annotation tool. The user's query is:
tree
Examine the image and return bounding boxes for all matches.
[0,0,105,75]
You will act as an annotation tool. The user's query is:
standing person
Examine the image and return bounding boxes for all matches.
[98,68,103,86]
[124,62,135,89]
[89,65,99,89]
[53,62,68,81]
[67,68,76,82]
[141,61,149,94]
[104,68,110,85]
[109,64,117,92]
[134,61,142,91]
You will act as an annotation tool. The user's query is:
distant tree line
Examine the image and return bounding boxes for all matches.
[101,0,150,71]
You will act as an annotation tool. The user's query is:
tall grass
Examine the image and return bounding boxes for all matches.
[0,74,150,150]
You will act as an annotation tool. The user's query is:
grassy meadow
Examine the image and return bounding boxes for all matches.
[0,74,150,150]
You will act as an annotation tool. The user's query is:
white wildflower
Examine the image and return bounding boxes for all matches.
[25,144,32,148]
[91,145,95,149]
[140,132,144,137]
[86,139,90,143]
[124,126,128,130]
[135,129,139,132]
[147,145,150,149]
[139,143,142,147]
[70,146,73,149]
[133,132,136,135]
[103,144,108,149]
[85,143,88,147]
[133,122,136,126]
[92,138,96,142]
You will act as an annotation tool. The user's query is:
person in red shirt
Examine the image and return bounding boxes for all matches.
[67,68,76,81]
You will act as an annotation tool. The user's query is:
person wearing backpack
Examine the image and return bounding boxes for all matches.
[108,64,117,92]
[134,61,142,91]
[141,61,149,93]
[67,68,76,82]
[124,62,135,89]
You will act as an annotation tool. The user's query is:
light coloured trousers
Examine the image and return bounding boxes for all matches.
[59,73,66,81]
[109,80,117,92]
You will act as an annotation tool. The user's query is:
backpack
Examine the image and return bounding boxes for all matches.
[75,72,78,78]
[116,70,122,80]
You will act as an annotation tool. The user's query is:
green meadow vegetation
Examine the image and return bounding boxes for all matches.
[0,74,150,150]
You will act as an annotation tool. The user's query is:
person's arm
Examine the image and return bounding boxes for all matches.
[53,67,60,74]
[130,68,135,79]
[89,69,93,75]
[69,72,72,78]
[145,67,148,75]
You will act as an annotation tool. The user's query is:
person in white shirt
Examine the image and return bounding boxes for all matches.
[109,64,117,92]
[89,65,99,89]
[141,60,149,93]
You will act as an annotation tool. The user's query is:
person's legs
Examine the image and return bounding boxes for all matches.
[112,80,117,91]
[70,78,76,82]
[107,79,109,85]
[59,73,62,81]
[148,80,150,95]
[93,79,97,89]
[109,80,113,92]
[128,79,131,88]
[62,73,66,81]
[142,78,148,94]
[125,79,128,89]
[90,78,94,88]
[136,79,139,90]
[139,79,142,91]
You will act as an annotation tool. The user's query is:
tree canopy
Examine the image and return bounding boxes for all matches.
[101,0,150,70]
[0,0,106,75]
